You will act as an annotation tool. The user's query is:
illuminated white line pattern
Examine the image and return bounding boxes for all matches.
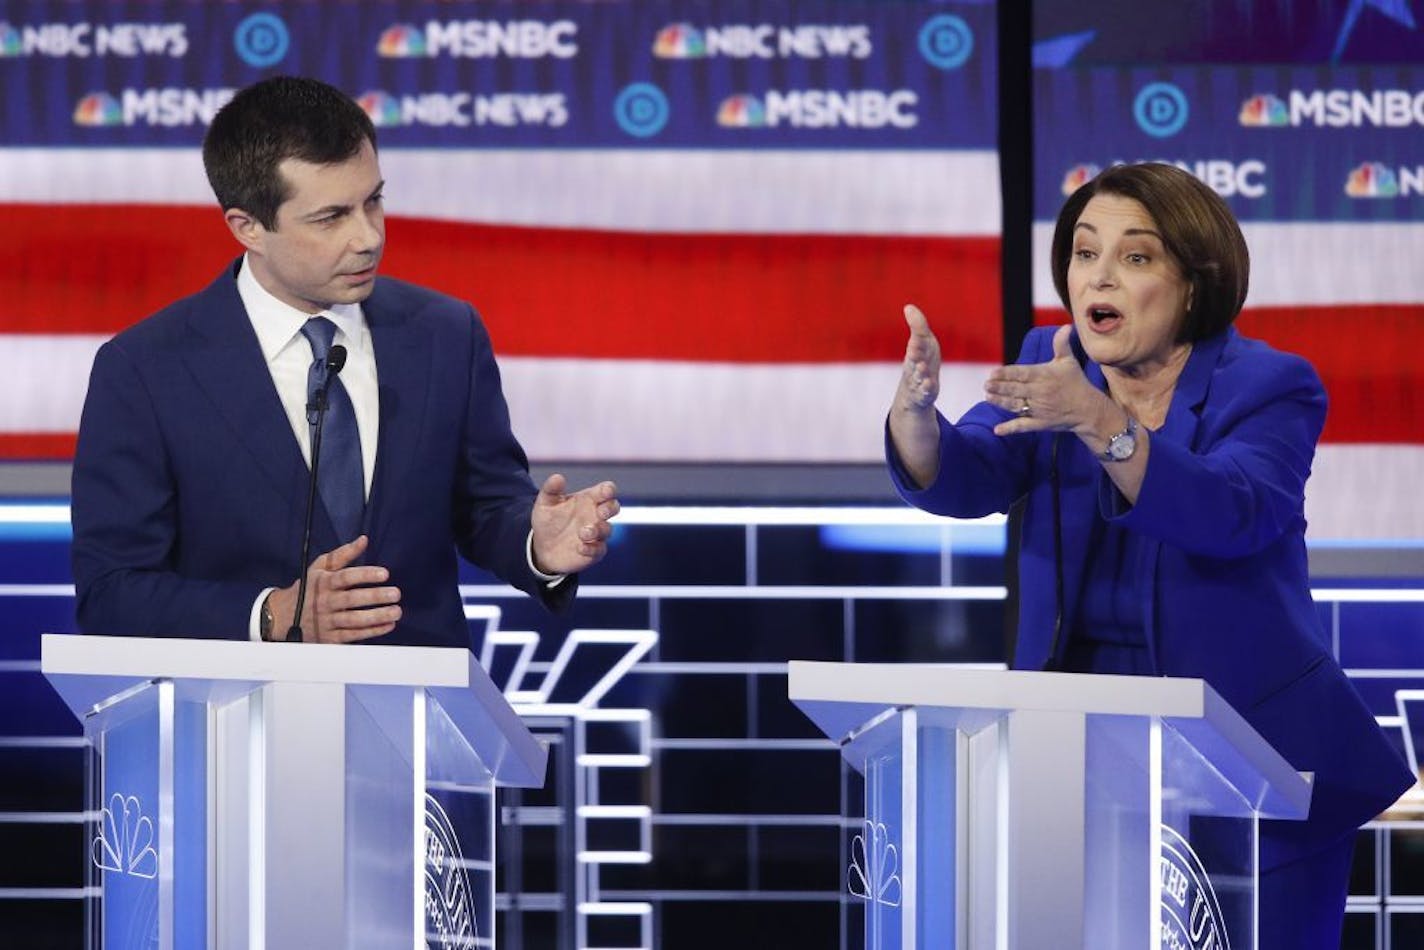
[475,621,657,950]
[0,502,1419,946]
[461,584,1010,601]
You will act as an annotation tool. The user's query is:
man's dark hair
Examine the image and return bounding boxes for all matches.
[1050,162,1251,342]
[203,76,377,230]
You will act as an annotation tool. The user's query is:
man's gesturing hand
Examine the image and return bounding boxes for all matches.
[531,474,619,576]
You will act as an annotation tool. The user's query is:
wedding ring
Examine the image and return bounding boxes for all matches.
[1017,400,1032,417]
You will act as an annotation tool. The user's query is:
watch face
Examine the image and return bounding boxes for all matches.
[1108,432,1136,461]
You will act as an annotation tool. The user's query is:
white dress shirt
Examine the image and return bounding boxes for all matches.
[236,256,380,491]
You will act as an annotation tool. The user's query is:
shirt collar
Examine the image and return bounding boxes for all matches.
[236,254,368,363]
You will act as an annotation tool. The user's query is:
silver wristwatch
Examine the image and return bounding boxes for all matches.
[1100,415,1139,462]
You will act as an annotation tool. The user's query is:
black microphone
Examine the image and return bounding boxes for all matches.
[286,345,349,642]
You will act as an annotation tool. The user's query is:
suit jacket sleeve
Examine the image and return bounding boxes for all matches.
[71,339,264,637]
[886,327,1054,518]
[1103,348,1326,558]
[452,308,576,611]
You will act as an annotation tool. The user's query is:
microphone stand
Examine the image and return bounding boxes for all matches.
[286,348,345,642]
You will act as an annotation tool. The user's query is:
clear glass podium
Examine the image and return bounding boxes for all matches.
[41,633,547,949]
[789,662,1314,950]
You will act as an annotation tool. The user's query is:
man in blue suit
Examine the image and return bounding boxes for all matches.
[71,75,618,646]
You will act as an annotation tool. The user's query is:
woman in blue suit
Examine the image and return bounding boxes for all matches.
[886,162,1412,948]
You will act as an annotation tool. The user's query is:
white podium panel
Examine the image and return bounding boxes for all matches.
[42,634,547,949]
[790,662,1312,950]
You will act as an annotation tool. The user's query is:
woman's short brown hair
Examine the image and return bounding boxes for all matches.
[1050,162,1250,342]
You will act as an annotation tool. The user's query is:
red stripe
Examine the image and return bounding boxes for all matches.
[0,434,77,460]
[4,203,1415,446]
[1033,306,1424,444]
[0,204,1003,363]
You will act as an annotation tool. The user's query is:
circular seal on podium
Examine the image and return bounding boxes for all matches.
[424,794,478,949]
[1160,824,1230,950]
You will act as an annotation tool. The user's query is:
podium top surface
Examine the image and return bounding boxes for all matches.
[791,661,1218,722]
[41,633,547,787]
[789,661,1312,817]
[42,633,475,687]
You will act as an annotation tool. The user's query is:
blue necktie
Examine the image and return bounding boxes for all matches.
[301,317,364,542]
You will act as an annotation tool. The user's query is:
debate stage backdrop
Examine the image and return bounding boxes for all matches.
[0,0,1420,540]
[0,0,1002,473]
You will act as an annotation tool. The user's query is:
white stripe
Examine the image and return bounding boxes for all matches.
[0,335,104,431]
[1032,221,1424,308]
[1,341,978,454]
[1308,444,1424,540]
[3,343,1418,539]
[610,507,1003,526]
[0,505,69,523]
[0,887,99,899]
[0,341,985,454]
[0,148,1000,236]
[499,357,989,461]
[380,149,1000,235]
[0,149,215,206]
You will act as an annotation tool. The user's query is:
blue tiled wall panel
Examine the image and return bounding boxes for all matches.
[1337,602,1424,669]
[656,748,841,816]
[757,525,944,586]
[604,821,843,894]
[0,902,84,946]
[585,913,643,947]
[627,672,750,739]
[1389,910,1424,946]
[851,598,1007,662]
[590,767,647,808]
[1342,911,1380,947]
[0,671,85,739]
[593,525,750,587]
[610,825,754,891]
[656,598,848,663]
[755,673,824,740]
[659,899,840,949]
[0,595,79,658]
[1345,677,1424,719]
[755,825,845,891]
[0,823,85,888]
[0,745,85,811]
[0,537,72,586]
[1351,828,1379,896]
[1388,828,1424,897]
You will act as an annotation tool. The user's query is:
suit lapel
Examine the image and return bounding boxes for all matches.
[1050,353,1109,653]
[365,282,433,538]
[180,262,312,507]
[1156,330,1227,448]
[1135,328,1232,670]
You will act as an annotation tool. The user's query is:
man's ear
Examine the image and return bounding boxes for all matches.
[223,207,266,253]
